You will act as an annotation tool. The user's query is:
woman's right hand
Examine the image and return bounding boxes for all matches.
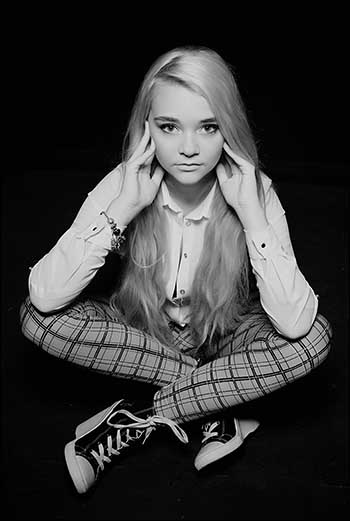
[107,121,164,226]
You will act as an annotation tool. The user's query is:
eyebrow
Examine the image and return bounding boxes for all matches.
[153,116,217,124]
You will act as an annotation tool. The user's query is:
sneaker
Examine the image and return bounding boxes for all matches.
[64,399,188,494]
[194,415,260,470]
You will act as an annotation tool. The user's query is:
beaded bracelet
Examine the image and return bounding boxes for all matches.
[100,211,127,253]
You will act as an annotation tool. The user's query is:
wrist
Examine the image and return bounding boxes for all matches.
[237,205,269,233]
[100,211,128,254]
[106,197,140,227]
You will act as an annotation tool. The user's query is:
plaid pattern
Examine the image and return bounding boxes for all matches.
[19,296,332,424]
[19,297,197,387]
[155,311,332,423]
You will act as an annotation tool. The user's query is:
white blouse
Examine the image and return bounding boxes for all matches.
[28,166,318,339]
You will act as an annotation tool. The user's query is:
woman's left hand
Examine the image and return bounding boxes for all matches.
[216,142,267,230]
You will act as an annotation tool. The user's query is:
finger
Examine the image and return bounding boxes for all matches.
[223,142,243,164]
[151,165,164,188]
[136,137,156,167]
[223,143,253,172]
[216,162,230,185]
[129,121,151,161]
[223,153,239,174]
[223,142,249,169]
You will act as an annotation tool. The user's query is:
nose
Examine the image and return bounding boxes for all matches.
[178,132,200,157]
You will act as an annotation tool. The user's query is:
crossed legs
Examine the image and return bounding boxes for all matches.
[20,296,332,424]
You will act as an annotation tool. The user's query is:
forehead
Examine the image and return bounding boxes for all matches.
[150,82,214,120]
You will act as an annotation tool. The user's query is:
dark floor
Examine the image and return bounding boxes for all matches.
[1,167,349,520]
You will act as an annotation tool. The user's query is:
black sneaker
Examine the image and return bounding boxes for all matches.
[64,399,188,493]
[194,415,259,470]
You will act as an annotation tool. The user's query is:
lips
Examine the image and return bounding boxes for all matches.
[176,163,202,166]
[176,163,202,171]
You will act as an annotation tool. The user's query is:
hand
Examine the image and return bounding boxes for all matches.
[108,121,164,224]
[216,142,267,231]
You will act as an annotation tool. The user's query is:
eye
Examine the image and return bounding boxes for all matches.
[159,123,178,133]
[201,124,219,134]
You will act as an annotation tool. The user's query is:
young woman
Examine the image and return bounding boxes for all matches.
[20,45,332,494]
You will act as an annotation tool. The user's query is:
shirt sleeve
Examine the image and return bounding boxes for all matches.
[28,166,125,313]
[244,174,318,339]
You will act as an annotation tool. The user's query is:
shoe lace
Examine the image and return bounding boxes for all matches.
[91,409,188,471]
[202,420,221,442]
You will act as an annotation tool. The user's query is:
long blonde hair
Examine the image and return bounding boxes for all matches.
[110,46,264,348]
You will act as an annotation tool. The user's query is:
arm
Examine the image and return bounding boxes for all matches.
[28,167,126,313]
[216,144,318,339]
[244,181,318,339]
[28,122,164,314]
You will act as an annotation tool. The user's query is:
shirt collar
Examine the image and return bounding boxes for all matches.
[161,179,217,221]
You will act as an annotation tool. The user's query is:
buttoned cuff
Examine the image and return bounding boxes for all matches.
[244,224,285,260]
[74,215,112,250]
[75,213,128,247]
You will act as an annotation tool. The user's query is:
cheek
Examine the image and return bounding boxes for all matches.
[153,136,173,164]
[206,137,224,164]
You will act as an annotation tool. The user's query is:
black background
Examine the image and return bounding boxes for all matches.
[15,11,348,178]
[3,8,349,521]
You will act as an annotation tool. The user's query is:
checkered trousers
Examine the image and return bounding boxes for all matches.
[19,296,332,424]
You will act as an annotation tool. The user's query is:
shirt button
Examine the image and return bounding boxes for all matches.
[180,289,185,295]
[261,243,266,248]
[185,221,191,227]
[184,253,188,258]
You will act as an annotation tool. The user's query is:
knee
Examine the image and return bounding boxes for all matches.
[19,296,45,346]
[288,313,333,374]
[274,313,332,381]
[270,312,332,374]
[19,295,62,349]
[308,312,333,362]
[19,296,33,333]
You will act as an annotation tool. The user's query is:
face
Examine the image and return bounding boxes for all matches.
[148,82,224,185]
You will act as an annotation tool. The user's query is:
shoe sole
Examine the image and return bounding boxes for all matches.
[64,440,90,494]
[194,418,260,471]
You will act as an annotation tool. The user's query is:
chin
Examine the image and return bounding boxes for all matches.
[170,174,205,184]
[167,168,214,182]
